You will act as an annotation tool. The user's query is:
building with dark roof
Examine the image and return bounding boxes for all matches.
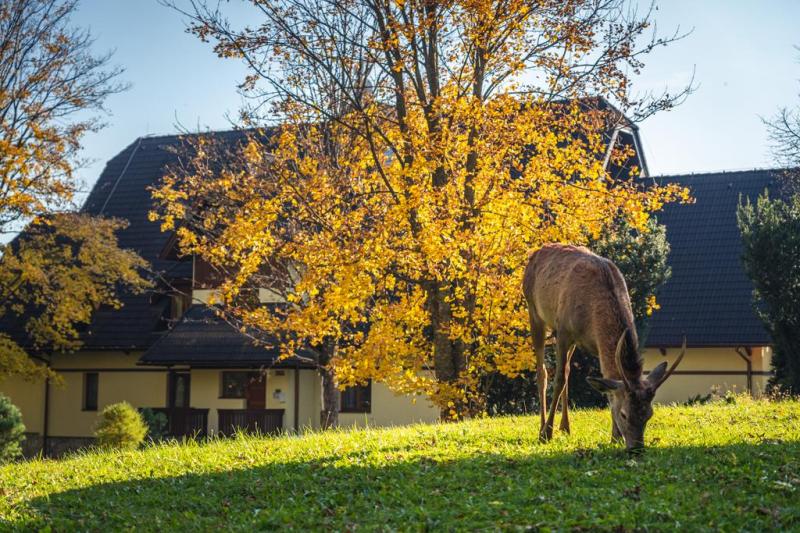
[0,122,779,455]
[642,169,778,404]
[0,131,437,456]
[648,169,777,348]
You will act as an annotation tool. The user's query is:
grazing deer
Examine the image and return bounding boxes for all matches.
[522,243,685,450]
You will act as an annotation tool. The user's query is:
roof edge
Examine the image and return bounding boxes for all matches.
[652,166,797,181]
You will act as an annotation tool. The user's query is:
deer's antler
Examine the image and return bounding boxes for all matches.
[647,336,687,390]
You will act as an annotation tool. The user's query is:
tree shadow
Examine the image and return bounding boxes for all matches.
[9,440,800,531]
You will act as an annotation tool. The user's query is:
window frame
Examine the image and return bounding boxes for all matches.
[168,371,191,408]
[169,291,191,322]
[220,371,258,399]
[83,372,99,411]
[340,380,372,413]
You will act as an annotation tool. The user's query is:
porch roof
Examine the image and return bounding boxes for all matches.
[139,305,318,368]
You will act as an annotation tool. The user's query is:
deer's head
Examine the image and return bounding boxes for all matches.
[587,332,686,450]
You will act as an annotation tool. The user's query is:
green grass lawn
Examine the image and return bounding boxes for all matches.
[1,397,799,531]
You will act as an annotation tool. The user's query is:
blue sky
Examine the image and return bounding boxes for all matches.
[71,0,800,197]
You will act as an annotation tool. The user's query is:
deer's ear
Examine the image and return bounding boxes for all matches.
[646,362,669,387]
[586,376,623,393]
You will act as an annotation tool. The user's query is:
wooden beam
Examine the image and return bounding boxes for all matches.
[294,365,300,432]
[42,376,50,458]
[735,347,754,396]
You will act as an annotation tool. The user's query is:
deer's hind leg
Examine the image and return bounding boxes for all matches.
[559,344,576,434]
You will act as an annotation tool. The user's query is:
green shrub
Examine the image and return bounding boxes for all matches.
[94,402,147,450]
[139,408,168,441]
[723,390,738,404]
[684,393,713,406]
[0,394,25,463]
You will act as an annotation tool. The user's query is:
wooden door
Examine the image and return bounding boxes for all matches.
[245,373,266,410]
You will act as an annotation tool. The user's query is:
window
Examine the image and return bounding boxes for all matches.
[83,372,98,411]
[169,372,190,408]
[341,381,371,413]
[221,371,258,399]
[169,292,191,321]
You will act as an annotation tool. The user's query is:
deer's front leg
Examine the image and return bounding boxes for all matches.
[531,319,549,442]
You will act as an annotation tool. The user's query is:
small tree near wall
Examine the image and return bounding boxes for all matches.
[94,402,147,450]
[738,193,800,394]
[0,394,25,463]
[747,49,800,393]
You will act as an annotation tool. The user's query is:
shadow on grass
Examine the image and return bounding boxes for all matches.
[10,440,800,531]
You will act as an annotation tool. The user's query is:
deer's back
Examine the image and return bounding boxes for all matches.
[523,243,634,345]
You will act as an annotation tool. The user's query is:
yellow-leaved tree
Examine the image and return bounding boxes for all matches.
[154,0,690,424]
[0,0,149,381]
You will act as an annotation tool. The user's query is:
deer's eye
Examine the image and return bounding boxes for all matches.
[620,411,628,420]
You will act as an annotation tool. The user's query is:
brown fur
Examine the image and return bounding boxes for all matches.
[522,243,683,449]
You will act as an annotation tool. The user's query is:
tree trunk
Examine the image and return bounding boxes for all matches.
[318,339,340,429]
[319,365,340,429]
[428,282,467,419]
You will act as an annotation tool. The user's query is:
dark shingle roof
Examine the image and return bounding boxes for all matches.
[645,169,783,348]
[65,130,250,350]
[139,305,317,368]
[82,131,251,266]
[4,124,783,354]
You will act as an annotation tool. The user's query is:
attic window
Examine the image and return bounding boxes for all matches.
[170,292,191,321]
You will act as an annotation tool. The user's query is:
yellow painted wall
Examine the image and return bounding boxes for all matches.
[297,368,320,431]
[264,369,297,430]
[258,288,285,303]
[190,368,324,433]
[1,345,777,439]
[194,288,284,306]
[259,370,439,431]
[753,346,772,372]
[192,289,218,305]
[190,369,246,434]
[43,352,167,437]
[0,351,168,438]
[339,382,439,429]
[47,371,168,437]
[188,368,315,434]
[752,346,772,394]
[0,376,46,434]
[643,346,770,404]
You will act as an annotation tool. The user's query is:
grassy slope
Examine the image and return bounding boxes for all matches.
[1,398,799,531]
